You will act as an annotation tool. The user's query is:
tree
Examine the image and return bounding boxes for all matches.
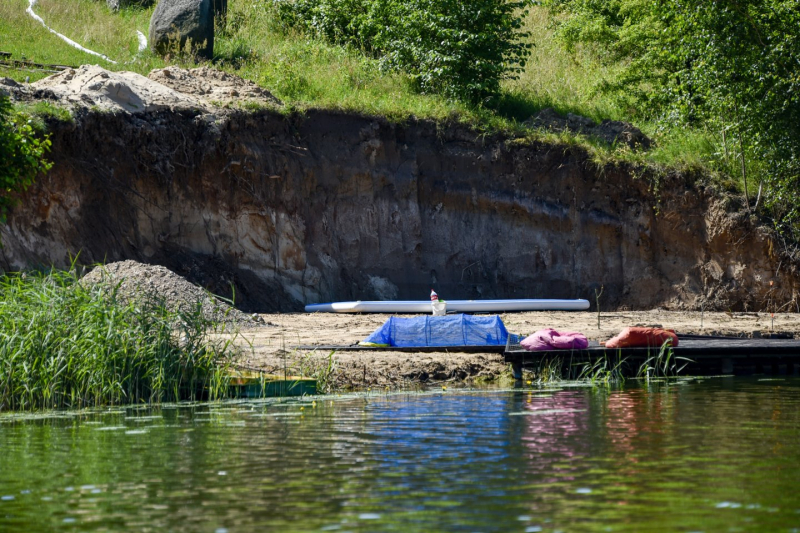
[0,95,53,224]
[546,0,800,236]
[273,0,532,104]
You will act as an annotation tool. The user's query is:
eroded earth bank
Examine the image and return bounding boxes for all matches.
[3,65,800,388]
[2,65,799,316]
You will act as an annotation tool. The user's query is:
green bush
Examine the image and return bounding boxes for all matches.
[272,0,531,104]
[0,94,52,224]
[545,0,800,238]
[0,269,236,411]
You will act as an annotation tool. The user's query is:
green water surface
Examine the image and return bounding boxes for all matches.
[1,377,800,532]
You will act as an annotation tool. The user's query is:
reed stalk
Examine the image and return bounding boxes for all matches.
[577,353,627,385]
[636,340,692,381]
[0,268,236,411]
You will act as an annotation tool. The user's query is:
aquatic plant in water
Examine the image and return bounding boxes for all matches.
[533,356,563,384]
[0,268,236,411]
[636,340,692,381]
[295,349,337,394]
[576,353,627,385]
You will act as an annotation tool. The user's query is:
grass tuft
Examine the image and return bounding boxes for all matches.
[636,341,692,381]
[14,101,74,128]
[0,268,237,411]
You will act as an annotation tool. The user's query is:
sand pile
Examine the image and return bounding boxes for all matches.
[28,64,280,114]
[82,260,259,326]
[31,65,204,113]
[148,66,281,106]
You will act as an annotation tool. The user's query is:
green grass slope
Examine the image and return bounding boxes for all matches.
[0,0,723,180]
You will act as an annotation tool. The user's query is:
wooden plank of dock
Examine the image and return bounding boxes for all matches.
[296,337,800,358]
[293,335,800,377]
[504,336,800,377]
[505,337,800,358]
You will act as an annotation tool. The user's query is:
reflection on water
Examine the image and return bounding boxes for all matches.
[1,378,800,532]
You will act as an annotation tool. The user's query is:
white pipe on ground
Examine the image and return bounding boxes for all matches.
[26,0,118,64]
[305,299,592,313]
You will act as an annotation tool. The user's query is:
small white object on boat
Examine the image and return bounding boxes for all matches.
[304,299,590,313]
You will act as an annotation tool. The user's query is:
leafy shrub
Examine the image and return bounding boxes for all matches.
[546,0,800,238]
[0,94,53,224]
[272,0,532,104]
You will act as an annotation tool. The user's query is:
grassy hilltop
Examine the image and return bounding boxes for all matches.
[0,0,712,166]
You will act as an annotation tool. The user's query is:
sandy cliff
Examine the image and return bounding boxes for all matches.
[1,66,797,312]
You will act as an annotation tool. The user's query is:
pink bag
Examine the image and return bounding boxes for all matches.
[520,328,589,351]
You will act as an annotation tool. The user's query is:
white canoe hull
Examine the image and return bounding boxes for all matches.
[305,299,590,313]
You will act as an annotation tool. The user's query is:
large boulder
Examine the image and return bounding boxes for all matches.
[149,0,214,60]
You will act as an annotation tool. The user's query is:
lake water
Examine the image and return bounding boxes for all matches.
[1,377,800,532]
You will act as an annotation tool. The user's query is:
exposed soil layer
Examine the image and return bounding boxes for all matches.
[232,310,800,390]
[2,67,799,313]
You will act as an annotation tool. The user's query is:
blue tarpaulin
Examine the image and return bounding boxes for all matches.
[361,314,509,347]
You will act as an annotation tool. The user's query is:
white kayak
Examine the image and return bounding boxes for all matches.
[305,299,590,313]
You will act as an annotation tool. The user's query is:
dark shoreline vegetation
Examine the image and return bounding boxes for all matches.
[0,268,236,411]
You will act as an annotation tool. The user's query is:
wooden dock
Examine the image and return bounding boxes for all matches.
[294,334,800,378]
[504,334,800,378]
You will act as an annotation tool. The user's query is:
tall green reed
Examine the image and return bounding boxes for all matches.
[636,341,692,381]
[531,356,563,384]
[0,269,236,411]
[576,353,627,386]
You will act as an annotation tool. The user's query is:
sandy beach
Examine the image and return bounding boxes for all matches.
[229,310,800,390]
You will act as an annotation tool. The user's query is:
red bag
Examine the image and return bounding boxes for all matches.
[603,327,678,348]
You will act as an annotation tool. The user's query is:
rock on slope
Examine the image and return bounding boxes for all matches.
[149,0,215,59]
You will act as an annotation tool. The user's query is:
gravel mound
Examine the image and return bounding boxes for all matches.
[82,260,258,326]
[31,65,205,114]
[27,65,281,114]
[148,66,281,106]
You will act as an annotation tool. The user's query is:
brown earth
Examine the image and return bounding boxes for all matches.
[1,66,799,314]
[230,310,800,391]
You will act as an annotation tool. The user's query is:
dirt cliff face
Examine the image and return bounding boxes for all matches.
[1,108,798,312]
